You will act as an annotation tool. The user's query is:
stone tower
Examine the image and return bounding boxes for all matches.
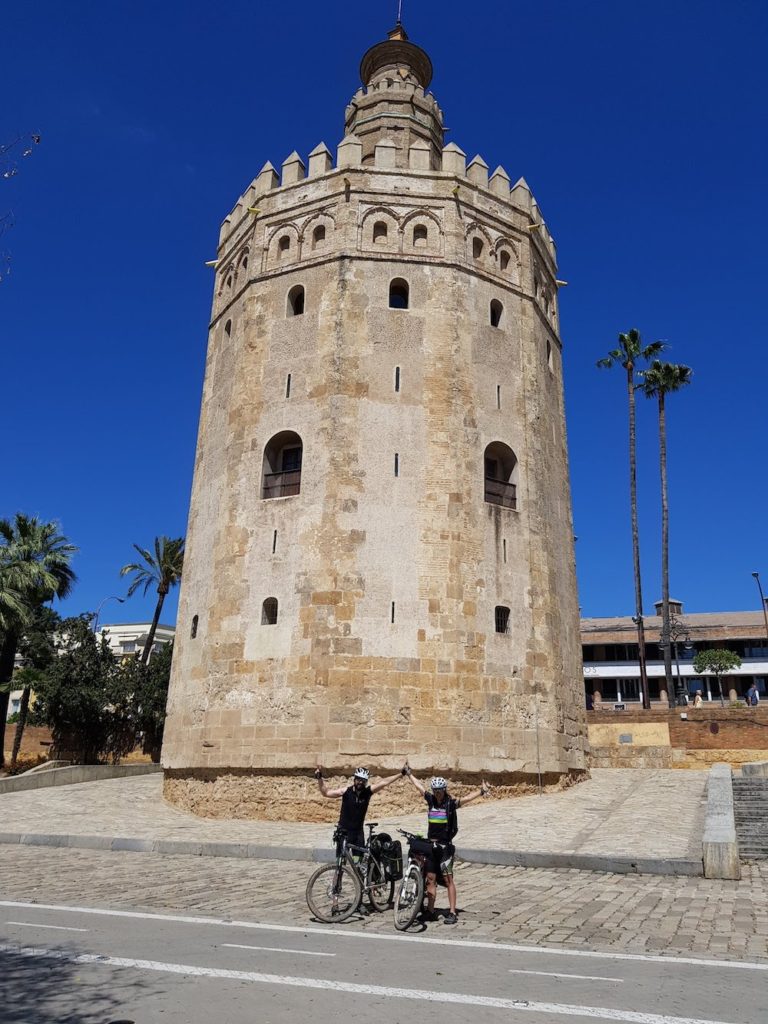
[162,24,587,818]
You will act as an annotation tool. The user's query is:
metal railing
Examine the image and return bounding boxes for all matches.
[262,470,301,499]
[484,477,517,509]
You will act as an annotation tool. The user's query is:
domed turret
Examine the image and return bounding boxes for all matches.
[345,25,444,168]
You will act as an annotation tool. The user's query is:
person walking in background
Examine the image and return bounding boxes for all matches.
[746,682,760,706]
[693,689,704,708]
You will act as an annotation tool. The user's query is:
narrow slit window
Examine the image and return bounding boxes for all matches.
[546,339,554,371]
[272,530,277,554]
[391,601,396,624]
[394,366,401,393]
[495,606,510,634]
[286,373,292,398]
[394,453,399,477]
[224,319,232,337]
[190,614,199,639]
[502,539,507,564]
[262,598,278,625]
[490,299,503,328]
[496,384,501,410]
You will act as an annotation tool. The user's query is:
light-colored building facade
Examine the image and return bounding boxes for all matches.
[162,24,587,816]
[98,622,176,662]
[582,602,768,706]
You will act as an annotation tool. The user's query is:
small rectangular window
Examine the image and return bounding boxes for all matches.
[395,366,401,392]
[272,529,277,554]
[286,373,291,398]
[496,384,501,410]
[391,601,396,623]
[495,606,510,634]
[394,453,399,477]
[503,539,507,563]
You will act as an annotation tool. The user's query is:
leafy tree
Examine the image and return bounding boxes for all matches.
[597,330,664,709]
[33,615,134,764]
[120,536,184,664]
[638,360,693,705]
[692,648,742,707]
[120,641,173,762]
[8,606,61,770]
[0,515,77,768]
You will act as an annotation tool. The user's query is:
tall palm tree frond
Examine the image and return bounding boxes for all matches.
[638,360,693,398]
[121,536,185,664]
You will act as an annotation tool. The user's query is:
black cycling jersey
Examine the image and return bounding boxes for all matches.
[338,784,372,832]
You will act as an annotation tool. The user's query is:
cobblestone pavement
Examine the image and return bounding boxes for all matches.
[0,768,707,859]
[1,846,766,963]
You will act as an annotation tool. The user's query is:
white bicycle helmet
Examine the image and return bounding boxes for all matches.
[430,776,447,790]
[353,767,370,780]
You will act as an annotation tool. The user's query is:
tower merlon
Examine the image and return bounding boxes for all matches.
[337,134,363,168]
[409,139,432,171]
[441,142,466,176]
[374,137,398,169]
[281,151,306,185]
[489,165,511,198]
[308,142,333,177]
[467,154,489,188]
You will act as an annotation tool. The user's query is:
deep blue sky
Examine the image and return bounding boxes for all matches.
[3,0,767,623]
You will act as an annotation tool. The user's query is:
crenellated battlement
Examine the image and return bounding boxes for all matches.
[217,137,557,268]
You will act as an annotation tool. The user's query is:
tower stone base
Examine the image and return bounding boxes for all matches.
[163,767,587,822]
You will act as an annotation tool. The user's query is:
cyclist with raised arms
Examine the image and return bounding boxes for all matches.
[403,766,490,924]
[314,764,403,856]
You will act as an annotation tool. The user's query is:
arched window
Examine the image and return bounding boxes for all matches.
[312,224,326,248]
[190,614,199,639]
[490,300,503,328]
[472,238,484,259]
[226,274,233,289]
[373,221,388,244]
[413,224,428,248]
[287,284,305,316]
[262,598,278,625]
[499,250,511,272]
[262,431,303,499]
[278,235,291,257]
[484,441,518,509]
[389,278,409,310]
[240,253,249,271]
[495,606,510,634]
[224,319,232,336]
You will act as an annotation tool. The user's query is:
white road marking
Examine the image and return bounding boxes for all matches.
[223,942,334,958]
[0,943,743,1024]
[5,920,89,933]
[1,900,765,973]
[509,969,622,983]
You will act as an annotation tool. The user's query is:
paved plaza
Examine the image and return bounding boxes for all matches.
[2,846,766,963]
[0,768,708,864]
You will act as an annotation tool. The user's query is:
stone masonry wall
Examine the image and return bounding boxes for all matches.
[161,119,587,816]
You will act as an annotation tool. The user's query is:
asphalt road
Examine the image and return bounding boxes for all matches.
[1,898,766,1024]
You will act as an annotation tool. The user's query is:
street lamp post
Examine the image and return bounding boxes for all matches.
[92,595,125,634]
[751,572,768,645]
[660,612,692,707]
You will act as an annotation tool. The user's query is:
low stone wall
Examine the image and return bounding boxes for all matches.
[163,767,585,822]
[588,707,768,769]
[0,763,161,795]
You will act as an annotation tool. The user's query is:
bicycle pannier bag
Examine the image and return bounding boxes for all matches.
[383,839,403,881]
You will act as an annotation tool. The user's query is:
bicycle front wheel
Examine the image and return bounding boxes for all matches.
[393,865,424,931]
[306,863,362,924]
[367,856,395,912]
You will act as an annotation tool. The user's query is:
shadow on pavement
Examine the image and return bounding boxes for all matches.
[0,946,159,1024]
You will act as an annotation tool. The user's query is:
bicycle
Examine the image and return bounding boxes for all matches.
[392,828,441,931]
[305,822,395,923]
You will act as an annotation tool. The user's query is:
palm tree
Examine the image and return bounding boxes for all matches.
[639,360,693,706]
[597,329,664,710]
[0,514,77,768]
[120,536,185,664]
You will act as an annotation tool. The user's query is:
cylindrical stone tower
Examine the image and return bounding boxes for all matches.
[162,24,587,819]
